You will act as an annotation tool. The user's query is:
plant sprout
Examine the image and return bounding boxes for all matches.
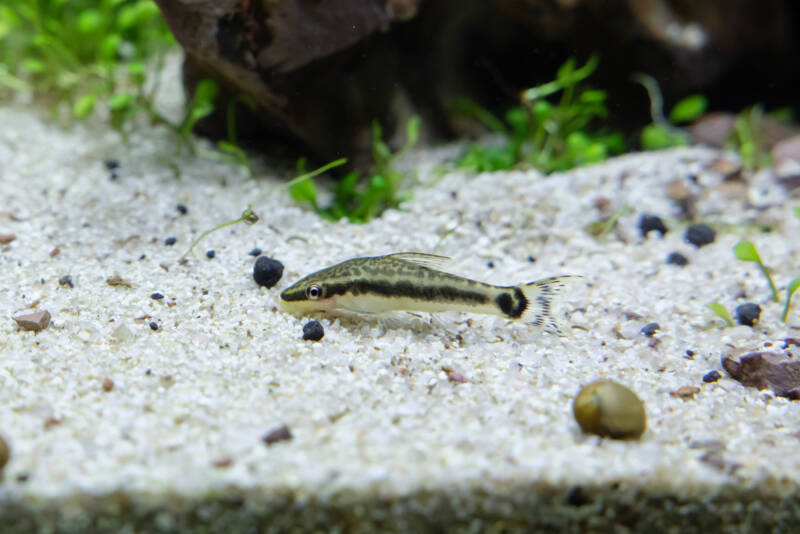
[181,205,259,260]
[734,240,779,302]
[706,302,734,327]
[783,279,800,322]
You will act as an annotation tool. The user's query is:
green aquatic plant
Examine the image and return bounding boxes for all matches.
[734,240,779,303]
[706,302,734,327]
[290,116,420,223]
[584,205,633,239]
[458,56,625,174]
[783,280,800,323]
[0,0,173,120]
[635,74,707,150]
[727,106,771,172]
[181,205,259,260]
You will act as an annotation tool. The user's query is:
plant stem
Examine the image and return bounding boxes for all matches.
[181,205,258,260]
[758,263,780,302]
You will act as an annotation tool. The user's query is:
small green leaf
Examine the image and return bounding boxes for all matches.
[505,107,529,137]
[22,58,46,73]
[706,302,734,327]
[783,279,800,322]
[289,177,317,207]
[733,240,761,263]
[640,124,688,150]
[580,90,606,104]
[794,207,800,220]
[73,93,98,119]
[669,95,707,123]
[109,93,135,110]
[405,115,420,147]
[77,10,102,34]
[99,33,122,60]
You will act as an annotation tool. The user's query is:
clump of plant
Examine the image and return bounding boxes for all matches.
[0,0,174,120]
[725,106,772,173]
[289,116,420,223]
[707,241,799,325]
[457,56,625,174]
[635,74,707,150]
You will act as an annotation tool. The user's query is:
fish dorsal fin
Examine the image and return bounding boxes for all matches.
[385,252,451,270]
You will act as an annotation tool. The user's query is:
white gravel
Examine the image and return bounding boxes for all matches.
[1,88,799,530]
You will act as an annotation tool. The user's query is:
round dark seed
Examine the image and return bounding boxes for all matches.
[640,322,659,337]
[253,256,284,288]
[638,214,667,237]
[302,320,324,341]
[149,321,159,331]
[104,159,119,170]
[176,204,188,215]
[685,224,716,248]
[735,302,761,327]
[666,252,688,266]
[249,248,262,257]
[151,292,164,300]
[702,370,722,383]
[206,249,215,259]
[164,236,177,246]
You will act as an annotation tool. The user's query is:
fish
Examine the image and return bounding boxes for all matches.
[280,252,577,334]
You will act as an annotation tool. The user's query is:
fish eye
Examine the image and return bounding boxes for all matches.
[307,285,322,300]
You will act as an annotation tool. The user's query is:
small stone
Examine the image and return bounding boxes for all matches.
[723,350,800,397]
[670,386,700,400]
[149,321,159,331]
[249,247,262,257]
[253,256,284,288]
[164,236,177,246]
[666,252,689,266]
[442,366,469,383]
[638,214,667,237]
[49,248,60,257]
[486,261,494,268]
[665,178,690,201]
[109,172,119,181]
[262,424,292,445]
[702,370,722,383]
[206,249,215,259]
[685,349,696,359]
[527,256,536,263]
[104,159,119,170]
[0,233,15,244]
[13,310,51,332]
[58,275,74,288]
[0,434,9,470]
[102,378,115,392]
[151,292,165,300]
[640,322,659,337]
[106,275,132,288]
[176,204,188,215]
[302,320,324,341]
[685,224,716,247]
[735,303,761,327]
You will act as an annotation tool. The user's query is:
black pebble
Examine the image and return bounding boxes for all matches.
[253,256,284,288]
[104,159,119,170]
[176,204,188,215]
[666,252,689,267]
[149,321,159,331]
[151,292,164,300]
[249,248,262,257]
[527,256,536,263]
[58,275,74,288]
[109,171,119,181]
[164,236,177,246]
[735,303,761,327]
[685,224,716,248]
[487,261,494,268]
[703,370,722,383]
[206,249,215,259]
[640,322,659,337]
[639,214,668,237]
[685,349,696,358]
[302,320,325,341]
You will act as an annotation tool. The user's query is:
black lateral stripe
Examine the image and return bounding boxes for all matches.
[511,287,529,319]
[326,279,490,304]
[495,292,513,315]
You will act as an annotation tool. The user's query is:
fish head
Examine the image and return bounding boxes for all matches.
[279,274,339,314]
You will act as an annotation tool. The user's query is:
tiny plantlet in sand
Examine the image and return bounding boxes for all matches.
[734,241,779,303]
[784,280,800,323]
[181,205,259,260]
[706,302,734,327]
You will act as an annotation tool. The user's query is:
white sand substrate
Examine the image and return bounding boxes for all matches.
[1,99,799,531]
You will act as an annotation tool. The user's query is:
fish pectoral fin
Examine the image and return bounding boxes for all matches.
[385,252,451,270]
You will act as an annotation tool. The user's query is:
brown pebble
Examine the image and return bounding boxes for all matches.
[262,424,292,446]
[212,457,233,468]
[106,274,132,288]
[0,233,15,245]
[670,386,700,400]
[722,349,800,397]
[442,366,469,383]
[0,434,9,470]
[13,310,51,332]
[44,417,62,429]
[102,378,115,392]
[49,247,60,257]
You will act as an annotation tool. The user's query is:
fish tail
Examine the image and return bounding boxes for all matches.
[494,276,579,335]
